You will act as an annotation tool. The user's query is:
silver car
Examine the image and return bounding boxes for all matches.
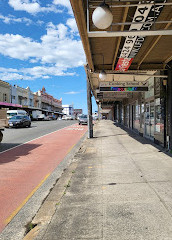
[78,114,88,125]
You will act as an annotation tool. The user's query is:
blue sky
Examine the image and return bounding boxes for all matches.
[0,0,97,113]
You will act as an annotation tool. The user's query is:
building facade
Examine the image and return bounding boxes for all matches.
[113,74,166,147]
[73,109,83,118]
[36,87,63,117]
[62,104,74,116]
[0,81,63,118]
[0,80,10,104]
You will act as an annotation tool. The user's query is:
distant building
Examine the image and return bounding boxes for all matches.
[62,104,74,116]
[33,92,42,109]
[36,87,63,117]
[0,80,10,104]
[73,109,83,118]
[0,81,63,118]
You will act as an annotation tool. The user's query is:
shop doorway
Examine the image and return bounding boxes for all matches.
[145,102,154,140]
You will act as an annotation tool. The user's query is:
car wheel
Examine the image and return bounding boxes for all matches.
[0,131,3,143]
[28,123,31,128]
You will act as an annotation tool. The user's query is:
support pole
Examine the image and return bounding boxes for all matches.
[98,102,101,121]
[167,65,172,149]
[87,76,93,138]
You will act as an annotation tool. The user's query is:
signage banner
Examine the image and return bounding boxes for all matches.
[103,92,132,98]
[115,0,166,71]
[100,87,148,92]
[115,58,134,71]
[100,81,148,87]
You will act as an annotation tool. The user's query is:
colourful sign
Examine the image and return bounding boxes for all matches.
[100,87,148,92]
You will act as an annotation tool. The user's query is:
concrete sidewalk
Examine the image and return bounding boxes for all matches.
[26,120,172,240]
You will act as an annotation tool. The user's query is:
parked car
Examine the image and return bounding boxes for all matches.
[44,115,51,121]
[7,110,27,119]
[37,114,46,120]
[62,115,73,120]
[48,115,57,120]
[78,114,88,125]
[8,115,31,128]
[62,115,67,120]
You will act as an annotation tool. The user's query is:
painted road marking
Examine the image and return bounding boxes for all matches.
[5,173,50,225]
[0,124,76,155]
[67,143,76,154]
[66,128,84,131]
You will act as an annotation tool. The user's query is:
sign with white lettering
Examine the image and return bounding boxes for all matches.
[99,81,148,87]
[103,92,132,98]
[115,0,166,71]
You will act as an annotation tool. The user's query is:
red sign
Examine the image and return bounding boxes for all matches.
[115,58,133,71]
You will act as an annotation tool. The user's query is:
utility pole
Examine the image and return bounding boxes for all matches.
[87,74,93,138]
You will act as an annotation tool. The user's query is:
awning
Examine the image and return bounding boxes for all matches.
[100,109,111,114]
[54,111,63,115]
[0,102,22,108]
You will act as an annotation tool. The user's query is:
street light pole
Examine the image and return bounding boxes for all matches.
[87,75,93,138]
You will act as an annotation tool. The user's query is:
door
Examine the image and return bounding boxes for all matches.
[145,102,154,140]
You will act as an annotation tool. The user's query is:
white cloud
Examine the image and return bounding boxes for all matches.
[64,91,80,95]
[66,18,78,33]
[53,0,73,15]
[0,66,76,81]
[0,14,33,25]
[8,0,40,14]
[0,22,85,69]
[8,0,62,14]
[0,19,85,81]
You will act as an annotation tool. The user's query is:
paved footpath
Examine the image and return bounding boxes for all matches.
[0,123,87,233]
[28,120,172,240]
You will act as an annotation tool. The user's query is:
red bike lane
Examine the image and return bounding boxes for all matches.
[0,123,87,232]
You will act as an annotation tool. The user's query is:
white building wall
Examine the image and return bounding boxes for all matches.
[62,104,74,115]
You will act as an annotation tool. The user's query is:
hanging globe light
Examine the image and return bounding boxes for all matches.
[92,1,113,30]
[99,70,107,80]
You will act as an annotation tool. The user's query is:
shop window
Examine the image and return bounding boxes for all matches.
[3,93,7,102]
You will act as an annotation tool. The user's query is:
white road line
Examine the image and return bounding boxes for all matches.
[0,123,78,155]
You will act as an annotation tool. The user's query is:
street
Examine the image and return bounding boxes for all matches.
[0,120,78,152]
[0,120,87,234]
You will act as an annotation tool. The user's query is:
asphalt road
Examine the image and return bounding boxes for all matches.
[0,120,78,152]
[0,120,87,236]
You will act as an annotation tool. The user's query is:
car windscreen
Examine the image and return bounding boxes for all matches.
[81,115,87,119]
[10,116,23,120]
[7,113,17,117]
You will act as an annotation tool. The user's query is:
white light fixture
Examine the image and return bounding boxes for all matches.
[92,1,113,30]
[99,70,107,80]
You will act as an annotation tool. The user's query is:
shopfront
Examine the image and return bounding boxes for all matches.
[144,101,155,140]
[120,75,166,147]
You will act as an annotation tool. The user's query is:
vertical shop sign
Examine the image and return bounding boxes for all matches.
[115,0,166,71]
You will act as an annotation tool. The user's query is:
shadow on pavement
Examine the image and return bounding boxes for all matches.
[0,143,42,164]
[94,121,172,158]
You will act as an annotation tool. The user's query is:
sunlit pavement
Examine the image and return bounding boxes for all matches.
[27,120,172,240]
[0,123,87,232]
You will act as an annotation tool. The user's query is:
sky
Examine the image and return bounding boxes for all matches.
[0,0,97,113]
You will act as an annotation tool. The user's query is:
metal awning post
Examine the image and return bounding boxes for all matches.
[87,75,93,138]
